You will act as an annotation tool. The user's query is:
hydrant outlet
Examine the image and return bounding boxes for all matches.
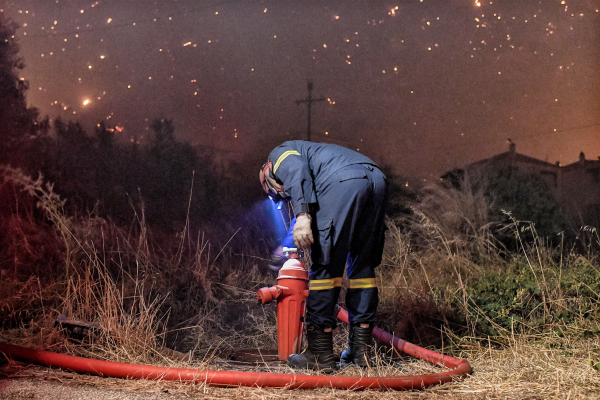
[257,286,281,304]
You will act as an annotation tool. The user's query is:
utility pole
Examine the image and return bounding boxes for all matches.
[296,82,326,142]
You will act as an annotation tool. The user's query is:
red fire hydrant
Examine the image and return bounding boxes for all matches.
[257,249,309,361]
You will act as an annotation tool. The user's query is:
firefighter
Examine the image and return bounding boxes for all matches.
[260,140,388,371]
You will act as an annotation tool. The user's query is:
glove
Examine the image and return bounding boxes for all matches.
[293,214,314,249]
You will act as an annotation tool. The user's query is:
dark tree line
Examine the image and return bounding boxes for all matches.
[7,115,257,230]
[0,15,47,165]
[0,15,260,232]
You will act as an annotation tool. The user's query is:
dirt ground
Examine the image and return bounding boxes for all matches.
[0,363,458,400]
[0,378,180,400]
[0,376,467,400]
[0,375,461,400]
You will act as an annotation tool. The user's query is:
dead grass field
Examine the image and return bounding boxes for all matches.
[2,166,600,399]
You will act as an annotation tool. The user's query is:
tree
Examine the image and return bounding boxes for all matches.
[475,162,566,239]
[377,165,416,218]
[144,118,200,228]
[149,118,175,159]
[53,118,96,208]
[0,15,40,164]
[94,122,116,208]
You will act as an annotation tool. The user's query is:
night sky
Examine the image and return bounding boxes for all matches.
[3,0,600,180]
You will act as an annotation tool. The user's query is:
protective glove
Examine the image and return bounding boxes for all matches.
[293,214,314,249]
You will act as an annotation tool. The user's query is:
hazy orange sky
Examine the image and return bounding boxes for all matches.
[4,0,600,179]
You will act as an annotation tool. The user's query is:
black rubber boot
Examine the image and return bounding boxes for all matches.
[287,324,338,372]
[341,323,374,367]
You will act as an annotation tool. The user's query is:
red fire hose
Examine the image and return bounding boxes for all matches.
[0,308,471,390]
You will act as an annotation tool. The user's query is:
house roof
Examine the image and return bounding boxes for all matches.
[446,147,600,179]
[468,151,559,169]
[561,159,600,171]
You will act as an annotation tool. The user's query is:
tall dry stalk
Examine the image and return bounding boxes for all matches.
[0,166,83,279]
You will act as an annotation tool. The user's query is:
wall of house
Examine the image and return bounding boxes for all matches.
[513,160,560,191]
[559,160,600,226]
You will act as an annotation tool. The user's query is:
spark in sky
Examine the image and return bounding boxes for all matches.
[2,0,599,178]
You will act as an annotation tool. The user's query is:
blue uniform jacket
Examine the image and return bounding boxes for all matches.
[267,140,379,216]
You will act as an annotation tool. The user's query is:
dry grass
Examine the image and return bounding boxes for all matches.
[2,167,600,398]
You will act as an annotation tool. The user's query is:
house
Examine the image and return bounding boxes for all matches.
[445,141,600,226]
[559,152,600,225]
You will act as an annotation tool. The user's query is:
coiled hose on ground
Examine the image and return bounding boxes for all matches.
[0,307,471,390]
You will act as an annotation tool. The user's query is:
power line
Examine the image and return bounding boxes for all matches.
[295,82,327,142]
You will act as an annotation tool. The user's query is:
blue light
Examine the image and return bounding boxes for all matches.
[258,198,291,244]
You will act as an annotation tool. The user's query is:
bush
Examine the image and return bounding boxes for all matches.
[465,258,600,336]
[474,162,567,239]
